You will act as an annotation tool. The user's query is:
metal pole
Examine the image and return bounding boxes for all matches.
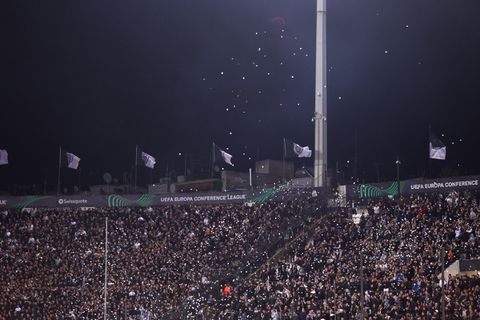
[43,172,47,195]
[184,152,187,177]
[78,168,82,193]
[441,247,445,320]
[282,138,286,182]
[333,277,337,319]
[104,217,108,320]
[396,156,401,199]
[57,147,62,196]
[428,125,432,178]
[360,251,365,319]
[134,145,138,193]
[314,0,327,187]
[211,143,215,178]
[249,168,253,189]
[353,128,358,183]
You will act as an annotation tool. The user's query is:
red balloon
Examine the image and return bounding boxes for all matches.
[271,16,286,28]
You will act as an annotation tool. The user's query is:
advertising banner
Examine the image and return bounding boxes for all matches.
[347,175,480,200]
[0,186,326,209]
[0,192,254,209]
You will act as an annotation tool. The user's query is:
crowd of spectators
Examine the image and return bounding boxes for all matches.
[0,194,315,319]
[202,191,480,319]
[1,190,480,319]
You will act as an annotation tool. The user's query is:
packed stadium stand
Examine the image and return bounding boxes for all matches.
[199,191,480,319]
[0,189,319,319]
[1,189,479,319]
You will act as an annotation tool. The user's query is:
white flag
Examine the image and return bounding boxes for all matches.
[213,143,234,166]
[141,151,156,169]
[0,149,8,165]
[294,144,312,158]
[66,152,80,169]
[429,131,446,160]
[220,150,234,166]
[429,143,446,160]
[284,139,312,158]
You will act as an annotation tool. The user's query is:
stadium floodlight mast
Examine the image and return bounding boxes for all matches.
[314,0,327,187]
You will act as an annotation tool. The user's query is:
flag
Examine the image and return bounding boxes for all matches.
[213,143,234,166]
[61,151,80,169]
[429,131,446,160]
[138,150,156,169]
[284,138,312,159]
[0,149,8,165]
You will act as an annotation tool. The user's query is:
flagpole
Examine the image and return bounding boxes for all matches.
[165,160,170,191]
[211,143,215,178]
[78,168,82,194]
[166,160,169,179]
[57,146,62,196]
[354,128,358,183]
[184,152,188,177]
[428,125,432,178]
[249,168,253,189]
[104,217,108,320]
[134,145,138,193]
[149,167,153,185]
[282,138,286,183]
[396,156,401,199]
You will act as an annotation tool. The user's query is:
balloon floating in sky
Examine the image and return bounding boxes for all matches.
[271,16,286,28]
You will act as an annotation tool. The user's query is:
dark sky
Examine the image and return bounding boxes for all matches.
[1,0,480,190]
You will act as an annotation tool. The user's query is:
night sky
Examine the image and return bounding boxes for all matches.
[1,0,480,192]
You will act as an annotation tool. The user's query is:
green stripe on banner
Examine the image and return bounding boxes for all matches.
[107,194,156,207]
[13,196,52,209]
[358,181,406,199]
[250,188,277,204]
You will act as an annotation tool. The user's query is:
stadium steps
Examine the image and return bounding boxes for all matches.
[245,208,332,280]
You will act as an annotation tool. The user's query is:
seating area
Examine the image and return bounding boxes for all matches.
[200,191,480,319]
[1,190,479,319]
[0,197,315,319]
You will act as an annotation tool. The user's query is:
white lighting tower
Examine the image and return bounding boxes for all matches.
[314,0,327,187]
